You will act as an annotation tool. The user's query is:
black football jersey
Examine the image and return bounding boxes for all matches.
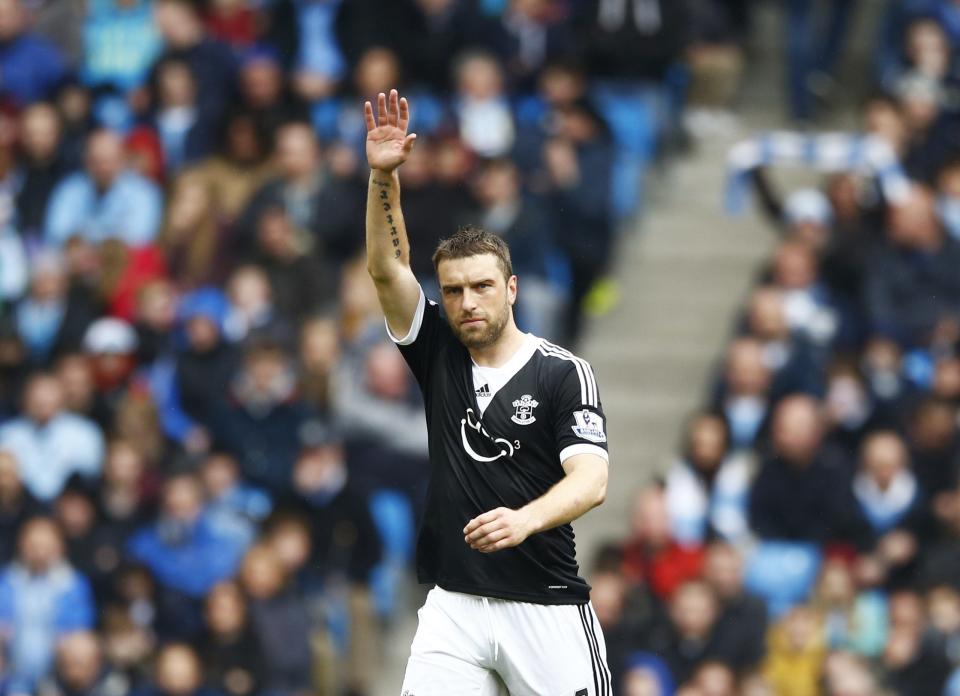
[390,290,609,605]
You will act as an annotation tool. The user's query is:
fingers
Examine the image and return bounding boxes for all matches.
[463,508,505,535]
[388,89,399,127]
[473,528,513,552]
[363,101,376,131]
[402,133,417,153]
[377,92,388,125]
[398,96,410,131]
[465,519,502,544]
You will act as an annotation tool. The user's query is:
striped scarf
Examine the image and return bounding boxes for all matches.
[725,131,911,214]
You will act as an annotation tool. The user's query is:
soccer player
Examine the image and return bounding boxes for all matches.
[365,89,612,695]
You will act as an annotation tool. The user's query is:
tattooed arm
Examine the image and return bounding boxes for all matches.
[364,89,421,337]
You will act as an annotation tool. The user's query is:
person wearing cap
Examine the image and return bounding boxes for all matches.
[166,288,238,453]
[0,372,104,502]
[82,317,139,409]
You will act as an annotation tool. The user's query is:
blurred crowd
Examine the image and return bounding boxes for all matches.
[0,0,759,695]
[594,2,960,695]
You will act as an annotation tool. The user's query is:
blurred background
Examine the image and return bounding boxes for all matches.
[0,0,958,695]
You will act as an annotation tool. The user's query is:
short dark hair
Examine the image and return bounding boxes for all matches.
[432,225,513,281]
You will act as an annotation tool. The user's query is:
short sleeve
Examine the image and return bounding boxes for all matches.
[553,360,609,465]
[386,286,445,385]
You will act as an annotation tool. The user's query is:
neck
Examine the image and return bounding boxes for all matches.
[468,319,526,367]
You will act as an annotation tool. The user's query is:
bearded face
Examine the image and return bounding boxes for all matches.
[437,254,516,351]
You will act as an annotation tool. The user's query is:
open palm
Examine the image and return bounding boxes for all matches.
[365,89,417,172]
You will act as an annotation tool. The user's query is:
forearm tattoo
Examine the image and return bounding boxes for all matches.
[374,178,401,258]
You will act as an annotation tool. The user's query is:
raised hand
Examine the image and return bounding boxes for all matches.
[364,89,416,173]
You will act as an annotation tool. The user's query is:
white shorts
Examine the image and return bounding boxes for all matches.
[400,586,612,696]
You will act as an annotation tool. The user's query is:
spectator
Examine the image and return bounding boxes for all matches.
[127,473,248,638]
[0,0,67,107]
[281,424,382,588]
[160,170,230,289]
[171,287,237,447]
[54,477,118,602]
[333,339,428,496]
[203,0,257,50]
[134,642,223,696]
[210,341,312,497]
[811,557,888,657]
[453,51,515,158]
[647,579,725,685]
[866,184,960,347]
[575,0,687,84]
[237,544,313,696]
[851,431,926,561]
[665,412,754,545]
[543,98,615,343]
[822,651,879,696]
[199,581,262,696]
[40,629,130,696]
[712,338,773,450]
[882,589,952,694]
[246,207,337,325]
[470,157,562,339]
[702,542,767,672]
[81,0,162,94]
[621,485,704,601]
[769,239,838,347]
[0,450,42,565]
[907,396,960,497]
[56,352,113,430]
[748,395,854,544]
[150,0,236,126]
[0,517,95,693]
[222,265,292,346]
[44,129,164,248]
[188,108,274,225]
[15,250,99,366]
[762,605,827,696]
[150,57,217,175]
[16,102,69,241]
[297,316,339,416]
[200,451,272,549]
[0,372,104,502]
[277,0,346,102]
[741,286,825,396]
[238,122,362,266]
[236,47,309,144]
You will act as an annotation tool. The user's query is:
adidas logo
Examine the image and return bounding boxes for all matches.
[475,384,491,396]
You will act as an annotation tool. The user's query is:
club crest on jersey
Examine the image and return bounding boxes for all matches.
[572,410,606,443]
[511,394,539,425]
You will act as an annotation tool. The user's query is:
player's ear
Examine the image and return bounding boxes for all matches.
[507,275,518,305]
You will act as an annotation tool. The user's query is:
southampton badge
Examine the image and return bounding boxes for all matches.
[511,394,539,425]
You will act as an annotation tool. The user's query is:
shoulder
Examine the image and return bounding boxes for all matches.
[535,339,600,404]
[117,172,161,197]
[52,172,90,195]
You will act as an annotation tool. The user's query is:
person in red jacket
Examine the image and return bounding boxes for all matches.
[621,485,705,600]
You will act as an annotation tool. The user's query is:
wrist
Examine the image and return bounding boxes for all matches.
[370,167,399,178]
[518,504,541,538]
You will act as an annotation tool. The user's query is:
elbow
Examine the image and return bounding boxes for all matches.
[593,472,608,508]
[366,263,394,285]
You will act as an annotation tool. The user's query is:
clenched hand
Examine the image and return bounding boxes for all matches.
[464,507,535,553]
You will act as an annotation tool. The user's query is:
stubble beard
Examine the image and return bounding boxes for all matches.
[449,301,511,350]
